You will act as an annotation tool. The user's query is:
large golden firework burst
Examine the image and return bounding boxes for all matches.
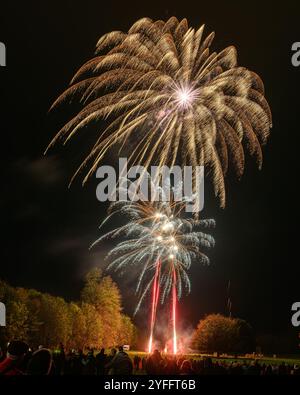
[47,17,272,207]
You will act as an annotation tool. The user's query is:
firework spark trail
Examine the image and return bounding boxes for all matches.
[172,265,177,355]
[148,259,161,353]
[153,260,161,327]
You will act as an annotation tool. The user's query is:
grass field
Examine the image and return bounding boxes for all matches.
[127,351,300,367]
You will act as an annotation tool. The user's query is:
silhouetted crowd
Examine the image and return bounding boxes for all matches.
[0,342,133,375]
[0,341,299,375]
[142,349,300,375]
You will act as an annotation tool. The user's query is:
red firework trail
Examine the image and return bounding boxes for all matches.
[148,259,161,353]
[172,267,177,354]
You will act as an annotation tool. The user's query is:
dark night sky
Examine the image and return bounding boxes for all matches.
[0,1,299,337]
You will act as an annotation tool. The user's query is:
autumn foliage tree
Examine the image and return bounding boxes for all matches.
[81,268,122,347]
[119,315,137,346]
[193,314,254,354]
[0,269,136,350]
[0,281,30,342]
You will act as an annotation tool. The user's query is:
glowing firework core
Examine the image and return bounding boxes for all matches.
[155,212,164,219]
[175,87,194,109]
[162,221,174,232]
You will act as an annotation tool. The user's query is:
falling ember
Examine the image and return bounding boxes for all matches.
[172,266,177,355]
[148,259,161,353]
